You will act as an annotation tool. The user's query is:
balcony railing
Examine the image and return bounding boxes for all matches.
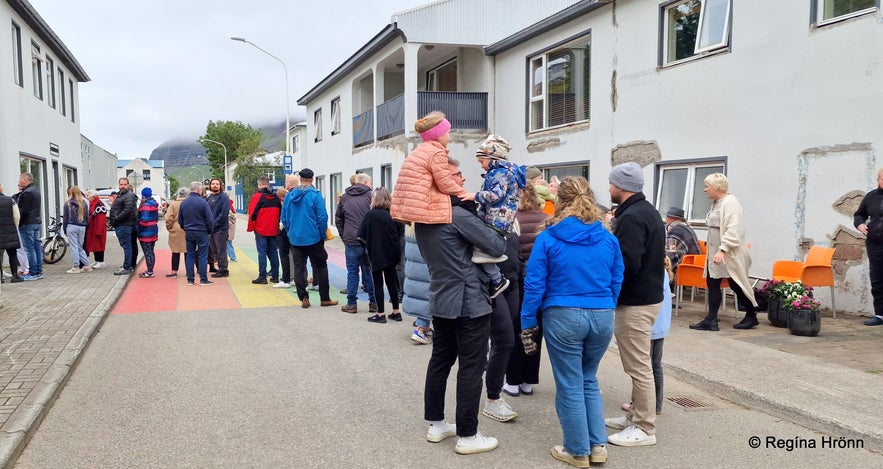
[377,93,405,141]
[418,91,488,130]
[352,109,374,147]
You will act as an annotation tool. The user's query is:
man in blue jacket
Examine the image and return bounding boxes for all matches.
[281,168,337,308]
[206,178,230,278]
[178,181,214,286]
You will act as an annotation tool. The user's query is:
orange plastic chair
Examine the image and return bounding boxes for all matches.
[698,240,708,254]
[771,246,836,317]
[674,255,707,316]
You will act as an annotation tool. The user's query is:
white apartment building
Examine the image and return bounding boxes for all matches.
[117,158,166,200]
[1,0,89,226]
[80,135,118,190]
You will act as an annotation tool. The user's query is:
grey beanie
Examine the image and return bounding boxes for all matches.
[609,162,644,192]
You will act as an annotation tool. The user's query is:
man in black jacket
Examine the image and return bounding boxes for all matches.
[109,177,138,275]
[605,162,665,448]
[17,173,43,280]
[335,173,376,313]
[854,168,883,326]
[206,178,230,277]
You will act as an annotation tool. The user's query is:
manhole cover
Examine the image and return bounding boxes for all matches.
[665,396,715,411]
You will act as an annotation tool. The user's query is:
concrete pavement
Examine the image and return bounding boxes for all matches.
[0,214,881,466]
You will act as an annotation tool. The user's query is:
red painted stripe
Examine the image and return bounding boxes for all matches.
[112,249,178,314]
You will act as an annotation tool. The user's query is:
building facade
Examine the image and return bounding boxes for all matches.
[80,135,118,190]
[117,158,166,200]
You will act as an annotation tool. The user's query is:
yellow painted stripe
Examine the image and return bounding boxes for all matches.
[228,247,297,308]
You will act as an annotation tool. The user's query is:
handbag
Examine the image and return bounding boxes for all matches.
[326,227,334,240]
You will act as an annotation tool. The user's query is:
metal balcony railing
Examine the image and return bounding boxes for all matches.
[418,91,488,130]
[377,93,405,140]
[352,109,374,147]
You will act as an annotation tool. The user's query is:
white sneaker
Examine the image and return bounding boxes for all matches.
[66,267,81,274]
[307,284,319,291]
[607,425,656,447]
[605,415,630,430]
[81,265,93,272]
[454,432,499,454]
[482,398,518,422]
[590,445,608,463]
[426,421,457,443]
[272,281,291,288]
[551,445,590,468]
[92,262,106,269]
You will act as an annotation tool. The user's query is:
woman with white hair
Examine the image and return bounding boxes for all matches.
[84,189,108,269]
[690,173,759,331]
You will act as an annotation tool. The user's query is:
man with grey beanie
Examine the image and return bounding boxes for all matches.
[604,161,665,448]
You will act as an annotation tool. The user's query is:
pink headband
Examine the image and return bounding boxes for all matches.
[419,118,452,142]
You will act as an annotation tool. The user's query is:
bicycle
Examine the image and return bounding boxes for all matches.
[42,215,68,264]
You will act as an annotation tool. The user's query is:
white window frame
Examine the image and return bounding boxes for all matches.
[142,169,151,181]
[331,98,341,135]
[814,0,878,26]
[527,32,591,133]
[314,108,323,142]
[11,22,23,87]
[661,0,731,66]
[31,42,43,100]
[69,79,75,122]
[46,55,56,109]
[59,69,66,115]
[427,58,457,92]
[655,160,726,223]
[263,169,276,184]
[292,134,300,153]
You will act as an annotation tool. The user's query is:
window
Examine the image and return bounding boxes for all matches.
[381,164,393,192]
[11,22,23,86]
[46,56,56,109]
[814,0,878,25]
[314,109,323,142]
[528,33,591,132]
[59,69,66,115]
[69,79,75,122]
[64,166,77,188]
[292,134,299,153]
[655,160,725,222]
[662,0,731,65]
[331,98,341,135]
[542,163,589,183]
[143,169,151,181]
[263,170,276,184]
[427,58,457,91]
[31,42,43,99]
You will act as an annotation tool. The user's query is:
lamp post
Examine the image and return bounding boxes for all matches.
[201,138,228,189]
[230,37,291,158]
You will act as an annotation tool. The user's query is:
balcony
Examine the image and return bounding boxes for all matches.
[368,91,489,144]
[352,109,374,147]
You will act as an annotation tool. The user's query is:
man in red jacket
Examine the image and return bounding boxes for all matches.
[247,177,281,284]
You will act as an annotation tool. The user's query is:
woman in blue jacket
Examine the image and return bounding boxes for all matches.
[520,176,624,468]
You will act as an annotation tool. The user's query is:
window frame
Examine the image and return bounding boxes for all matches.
[46,55,56,109]
[11,21,23,87]
[426,57,458,92]
[142,169,151,181]
[539,161,590,183]
[263,169,276,185]
[330,97,341,135]
[31,41,43,100]
[654,157,727,224]
[525,30,592,134]
[59,69,66,115]
[380,164,393,193]
[314,108,323,142]
[69,79,75,122]
[812,0,879,26]
[659,0,732,67]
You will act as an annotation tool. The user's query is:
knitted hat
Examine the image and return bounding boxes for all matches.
[141,187,152,198]
[475,134,511,160]
[609,162,644,192]
[526,166,542,180]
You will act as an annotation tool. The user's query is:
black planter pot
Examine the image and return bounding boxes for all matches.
[767,299,789,328]
[788,309,821,337]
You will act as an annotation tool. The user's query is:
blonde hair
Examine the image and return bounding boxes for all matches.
[67,185,87,223]
[544,176,602,228]
[518,180,543,212]
[704,173,729,192]
[371,187,392,209]
[414,111,445,133]
[276,187,288,199]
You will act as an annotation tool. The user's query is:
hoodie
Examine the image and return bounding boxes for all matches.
[476,160,527,233]
[520,216,624,329]
[247,187,281,236]
[281,185,328,247]
[335,184,372,246]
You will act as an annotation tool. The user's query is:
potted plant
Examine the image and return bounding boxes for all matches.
[786,294,821,337]
[760,279,790,327]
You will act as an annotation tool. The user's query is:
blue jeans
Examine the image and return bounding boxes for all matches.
[345,244,375,305]
[185,232,210,282]
[66,225,88,268]
[254,234,278,280]
[227,240,237,260]
[114,225,134,270]
[543,306,614,456]
[19,224,43,275]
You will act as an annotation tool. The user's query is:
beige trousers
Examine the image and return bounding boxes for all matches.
[614,303,661,435]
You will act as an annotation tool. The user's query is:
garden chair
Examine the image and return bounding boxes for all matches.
[771,246,836,318]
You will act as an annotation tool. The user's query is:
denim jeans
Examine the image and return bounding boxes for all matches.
[254,234,279,280]
[19,224,42,275]
[114,225,134,270]
[543,306,614,456]
[345,244,375,305]
[66,225,88,268]
[226,240,237,261]
[185,232,210,282]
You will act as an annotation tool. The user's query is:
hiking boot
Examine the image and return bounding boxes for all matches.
[590,445,608,464]
[388,312,402,322]
[689,317,719,331]
[733,315,759,329]
[252,277,268,285]
[341,304,358,314]
[368,302,378,312]
[605,415,630,430]
[550,445,589,468]
[482,398,518,422]
[425,421,456,443]
[301,298,311,309]
[608,425,656,447]
[320,300,339,307]
[411,329,432,345]
[454,432,499,455]
[367,314,387,323]
[489,277,510,299]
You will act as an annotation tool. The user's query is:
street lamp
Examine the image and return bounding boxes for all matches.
[230,36,291,158]
[201,138,228,189]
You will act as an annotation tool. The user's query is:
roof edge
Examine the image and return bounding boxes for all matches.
[297,23,406,106]
[485,0,611,56]
[8,0,90,81]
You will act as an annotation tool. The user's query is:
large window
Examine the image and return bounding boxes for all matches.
[31,42,43,100]
[541,163,589,183]
[528,33,591,132]
[655,160,725,222]
[381,164,393,192]
[11,22,23,86]
[314,109,323,142]
[46,56,56,109]
[814,0,878,25]
[427,58,457,91]
[662,0,731,65]
[59,69,66,115]
[331,98,341,135]
[69,79,75,122]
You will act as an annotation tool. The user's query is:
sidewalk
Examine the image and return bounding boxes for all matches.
[0,223,881,466]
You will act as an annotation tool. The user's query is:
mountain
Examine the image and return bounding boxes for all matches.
[149,121,290,171]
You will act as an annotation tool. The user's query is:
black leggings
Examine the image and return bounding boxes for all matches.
[707,276,755,319]
[371,265,399,313]
[1,248,19,278]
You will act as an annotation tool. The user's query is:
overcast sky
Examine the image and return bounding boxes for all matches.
[27,0,423,158]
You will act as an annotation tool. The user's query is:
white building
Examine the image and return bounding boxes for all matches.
[117,158,166,200]
[1,0,89,226]
[80,135,118,190]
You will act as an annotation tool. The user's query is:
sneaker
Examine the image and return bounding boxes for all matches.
[411,329,432,345]
[341,304,358,314]
[200,280,215,286]
[139,272,154,278]
[368,302,378,313]
[367,314,387,323]
[10,277,24,283]
[482,398,518,422]
[211,270,229,278]
[550,445,589,468]
[272,281,291,288]
[252,277,268,285]
[607,425,656,447]
[113,268,132,276]
[472,248,508,264]
[81,265,93,272]
[66,267,82,274]
[501,384,520,397]
[454,432,499,455]
[308,284,319,291]
[865,316,883,326]
[733,316,759,329]
[338,288,347,294]
[590,445,608,464]
[165,273,178,278]
[23,273,43,281]
[187,281,195,286]
[519,384,534,395]
[605,415,630,430]
[688,318,719,331]
[92,262,106,269]
[388,312,403,322]
[489,277,510,299]
[425,421,457,443]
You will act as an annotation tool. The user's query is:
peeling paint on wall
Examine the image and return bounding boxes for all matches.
[611,70,618,112]
[610,141,660,167]
[833,190,865,217]
[527,137,562,153]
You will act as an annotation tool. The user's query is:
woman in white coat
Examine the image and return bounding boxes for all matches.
[689,173,758,331]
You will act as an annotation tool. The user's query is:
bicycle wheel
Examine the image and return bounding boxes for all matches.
[43,236,68,264]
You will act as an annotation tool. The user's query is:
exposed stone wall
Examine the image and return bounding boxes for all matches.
[610,140,661,167]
